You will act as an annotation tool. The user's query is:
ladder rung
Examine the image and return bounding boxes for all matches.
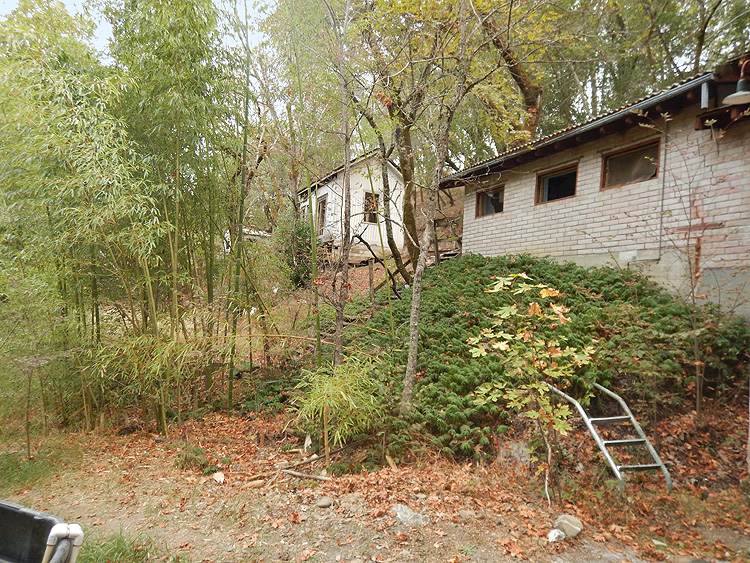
[590,415,630,423]
[617,463,662,471]
[603,439,647,446]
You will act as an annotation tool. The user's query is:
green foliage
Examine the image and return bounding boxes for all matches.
[175,445,208,471]
[241,370,299,416]
[272,209,315,288]
[353,254,749,457]
[64,335,231,430]
[470,274,593,435]
[78,533,173,563]
[295,355,387,448]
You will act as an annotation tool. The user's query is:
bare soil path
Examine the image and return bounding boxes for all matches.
[4,412,749,563]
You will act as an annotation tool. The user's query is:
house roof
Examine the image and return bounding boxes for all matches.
[440,71,717,189]
[299,150,400,195]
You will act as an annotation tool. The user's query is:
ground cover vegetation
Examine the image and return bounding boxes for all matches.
[343,254,749,465]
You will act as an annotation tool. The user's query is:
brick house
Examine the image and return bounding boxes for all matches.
[300,153,405,263]
[441,55,750,317]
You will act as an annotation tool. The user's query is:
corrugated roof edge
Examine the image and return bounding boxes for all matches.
[298,150,400,195]
[440,71,714,187]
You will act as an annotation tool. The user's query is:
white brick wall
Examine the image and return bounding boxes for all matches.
[461,106,750,316]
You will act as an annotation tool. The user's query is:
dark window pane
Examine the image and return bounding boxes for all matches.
[541,169,576,202]
[605,143,658,188]
[477,187,504,217]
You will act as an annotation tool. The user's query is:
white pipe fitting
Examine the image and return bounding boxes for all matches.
[41,524,85,563]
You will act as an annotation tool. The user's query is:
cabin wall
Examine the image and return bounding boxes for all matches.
[460,106,750,316]
[302,158,405,258]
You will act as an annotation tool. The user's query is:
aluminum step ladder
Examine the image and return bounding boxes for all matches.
[547,382,673,492]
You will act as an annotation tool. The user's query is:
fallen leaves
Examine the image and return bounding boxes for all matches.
[295,547,316,562]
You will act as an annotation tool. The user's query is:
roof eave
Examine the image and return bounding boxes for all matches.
[440,72,714,189]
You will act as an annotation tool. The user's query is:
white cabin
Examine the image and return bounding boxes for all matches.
[300,154,405,262]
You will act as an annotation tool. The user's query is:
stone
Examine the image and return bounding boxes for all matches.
[547,529,567,543]
[458,509,477,520]
[554,514,584,539]
[392,504,429,526]
[316,497,334,508]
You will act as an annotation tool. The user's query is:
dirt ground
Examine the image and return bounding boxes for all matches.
[5,410,749,563]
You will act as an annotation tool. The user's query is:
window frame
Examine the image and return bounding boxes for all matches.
[475,185,505,218]
[316,194,327,235]
[363,191,380,224]
[535,163,578,204]
[601,139,660,190]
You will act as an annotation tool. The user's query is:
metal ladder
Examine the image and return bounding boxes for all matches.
[547,382,673,492]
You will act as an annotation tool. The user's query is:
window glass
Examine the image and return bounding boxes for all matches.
[538,166,577,202]
[604,142,659,188]
[476,187,504,217]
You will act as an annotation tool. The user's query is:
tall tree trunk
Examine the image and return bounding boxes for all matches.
[483,18,543,140]
[228,50,253,412]
[325,0,354,366]
[356,99,412,283]
[401,0,483,412]
[393,119,420,266]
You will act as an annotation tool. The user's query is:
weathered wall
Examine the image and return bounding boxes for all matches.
[460,106,750,316]
[302,157,405,257]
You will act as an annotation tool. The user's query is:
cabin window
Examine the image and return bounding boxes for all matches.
[364,192,379,223]
[476,186,504,217]
[602,140,659,189]
[537,165,577,203]
[316,195,327,235]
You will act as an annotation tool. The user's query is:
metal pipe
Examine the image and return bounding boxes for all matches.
[594,383,673,492]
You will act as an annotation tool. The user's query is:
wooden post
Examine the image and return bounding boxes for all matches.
[432,219,441,266]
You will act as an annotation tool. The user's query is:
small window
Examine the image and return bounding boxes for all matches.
[364,192,379,223]
[537,165,577,203]
[603,141,659,189]
[476,186,504,217]
[316,195,327,235]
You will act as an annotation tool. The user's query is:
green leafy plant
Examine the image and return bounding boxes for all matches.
[295,355,387,462]
[470,274,594,503]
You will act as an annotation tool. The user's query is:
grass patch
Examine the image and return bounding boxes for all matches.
[78,533,179,563]
[0,449,64,493]
[175,444,208,471]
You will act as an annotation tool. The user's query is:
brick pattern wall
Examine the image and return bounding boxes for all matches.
[461,107,750,313]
